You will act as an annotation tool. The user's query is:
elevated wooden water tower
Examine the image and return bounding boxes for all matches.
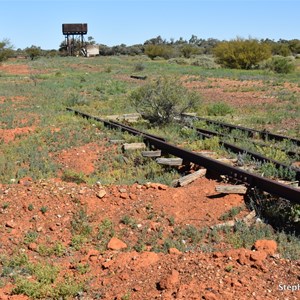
[62,23,88,56]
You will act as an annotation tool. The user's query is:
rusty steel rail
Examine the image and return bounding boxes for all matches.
[182,114,300,147]
[192,126,299,158]
[67,108,300,203]
[66,107,166,142]
[185,126,300,183]
[193,128,300,183]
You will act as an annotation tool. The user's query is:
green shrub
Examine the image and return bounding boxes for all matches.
[130,76,201,124]
[191,55,220,69]
[207,102,234,116]
[0,39,14,62]
[144,44,177,60]
[133,62,145,71]
[168,57,189,65]
[213,38,272,69]
[66,94,90,106]
[219,206,244,221]
[180,44,199,58]
[260,56,296,74]
[71,207,92,237]
[25,45,41,60]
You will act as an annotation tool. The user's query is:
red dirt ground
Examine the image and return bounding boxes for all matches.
[0,126,36,143]
[0,178,299,299]
[0,64,30,75]
[0,64,299,299]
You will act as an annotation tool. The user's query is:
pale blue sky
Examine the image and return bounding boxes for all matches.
[1,0,299,50]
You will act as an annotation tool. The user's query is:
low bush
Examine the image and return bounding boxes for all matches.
[168,57,189,65]
[191,55,220,69]
[130,76,201,124]
[260,55,296,74]
[207,102,234,116]
[144,44,177,60]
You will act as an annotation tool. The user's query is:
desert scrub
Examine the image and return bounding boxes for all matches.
[12,266,84,299]
[130,76,201,125]
[23,231,39,244]
[37,242,66,257]
[120,215,138,229]
[220,220,300,260]
[260,56,296,74]
[0,135,58,183]
[71,207,92,237]
[259,162,296,181]
[207,102,234,116]
[97,218,115,250]
[219,206,244,221]
[191,55,220,69]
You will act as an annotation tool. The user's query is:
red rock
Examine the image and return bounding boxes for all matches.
[5,221,15,228]
[237,248,251,265]
[129,193,137,200]
[168,248,182,255]
[85,249,100,262]
[28,242,38,251]
[89,255,98,262]
[136,252,159,268]
[96,190,106,199]
[158,270,180,290]
[213,252,224,258]
[203,291,218,300]
[87,249,100,257]
[224,249,239,260]
[49,225,56,231]
[231,278,242,287]
[107,237,127,250]
[102,260,114,269]
[250,250,267,262]
[120,193,128,199]
[149,221,160,231]
[18,177,32,185]
[253,239,277,255]
[252,260,268,272]
[157,183,168,190]
[149,183,168,190]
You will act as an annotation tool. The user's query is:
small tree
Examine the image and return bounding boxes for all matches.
[25,45,41,60]
[180,44,199,58]
[130,77,200,124]
[213,38,272,69]
[0,39,14,62]
[144,44,176,60]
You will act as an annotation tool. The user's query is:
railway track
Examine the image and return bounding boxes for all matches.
[180,125,300,183]
[188,125,299,159]
[67,107,300,203]
[182,114,300,147]
[182,114,300,159]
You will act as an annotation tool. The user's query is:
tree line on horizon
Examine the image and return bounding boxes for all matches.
[1,35,300,72]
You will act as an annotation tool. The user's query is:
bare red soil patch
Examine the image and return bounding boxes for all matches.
[0,178,299,299]
[183,76,300,108]
[54,142,106,175]
[0,64,30,75]
[0,126,36,143]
